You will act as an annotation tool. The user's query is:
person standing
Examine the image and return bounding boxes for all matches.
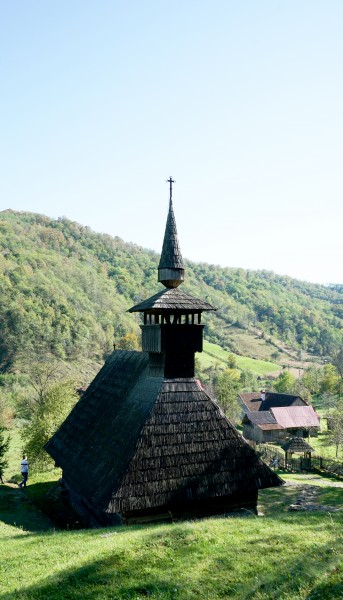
[18,455,29,488]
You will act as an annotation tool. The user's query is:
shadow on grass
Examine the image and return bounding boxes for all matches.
[315,486,343,507]
[1,517,343,600]
[258,483,299,515]
[0,479,83,533]
[0,484,54,532]
[306,571,343,600]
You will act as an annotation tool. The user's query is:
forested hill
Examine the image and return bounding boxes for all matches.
[0,209,342,372]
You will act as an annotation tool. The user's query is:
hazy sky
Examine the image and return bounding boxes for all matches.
[1,1,342,284]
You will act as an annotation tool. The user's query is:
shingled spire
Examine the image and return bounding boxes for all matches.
[158,177,185,288]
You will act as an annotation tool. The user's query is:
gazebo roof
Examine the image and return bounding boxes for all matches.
[281,437,314,453]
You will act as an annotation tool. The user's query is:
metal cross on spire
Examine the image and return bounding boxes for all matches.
[166,176,175,203]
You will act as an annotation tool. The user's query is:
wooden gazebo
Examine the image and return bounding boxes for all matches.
[281,437,314,470]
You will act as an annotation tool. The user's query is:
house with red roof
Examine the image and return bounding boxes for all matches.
[240,392,320,443]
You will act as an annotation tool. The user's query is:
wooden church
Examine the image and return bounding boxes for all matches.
[45,179,282,525]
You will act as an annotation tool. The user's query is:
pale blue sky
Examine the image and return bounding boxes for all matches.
[1,1,342,284]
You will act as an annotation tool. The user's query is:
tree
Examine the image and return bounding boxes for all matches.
[239,369,258,391]
[301,365,322,396]
[227,353,237,369]
[0,426,10,483]
[25,357,62,409]
[293,381,312,404]
[22,381,78,470]
[320,364,340,395]
[326,408,343,458]
[215,369,241,423]
[331,347,343,397]
[116,332,140,351]
[274,370,296,393]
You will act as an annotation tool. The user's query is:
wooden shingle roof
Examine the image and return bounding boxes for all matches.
[158,199,184,271]
[281,437,314,453]
[128,288,216,313]
[109,378,282,513]
[45,351,163,509]
[46,351,282,518]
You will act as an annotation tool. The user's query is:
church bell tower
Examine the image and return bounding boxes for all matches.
[129,178,216,378]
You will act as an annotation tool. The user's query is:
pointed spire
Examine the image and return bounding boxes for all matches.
[158,177,185,288]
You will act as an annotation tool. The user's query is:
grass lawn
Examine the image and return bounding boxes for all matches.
[198,341,280,376]
[1,470,343,600]
[305,412,343,461]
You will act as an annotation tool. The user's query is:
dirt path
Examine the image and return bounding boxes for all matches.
[285,474,343,488]
[284,475,343,512]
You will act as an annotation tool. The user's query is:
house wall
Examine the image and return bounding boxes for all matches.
[261,430,286,443]
[243,423,263,444]
[243,424,287,444]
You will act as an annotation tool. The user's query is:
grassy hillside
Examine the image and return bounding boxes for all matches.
[1,478,343,599]
[198,341,281,375]
[0,210,342,376]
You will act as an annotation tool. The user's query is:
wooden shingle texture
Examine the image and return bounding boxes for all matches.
[109,378,281,514]
[281,437,314,453]
[129,287,216,313]
[46,351,282,522]
[158,200,184,270]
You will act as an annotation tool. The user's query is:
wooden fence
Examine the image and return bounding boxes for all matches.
[257,444,343,477]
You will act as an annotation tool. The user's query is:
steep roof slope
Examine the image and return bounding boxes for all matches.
[158,199,184,271]
[46,351,282,517]
[45,351,163,509]
[109,378,281,514]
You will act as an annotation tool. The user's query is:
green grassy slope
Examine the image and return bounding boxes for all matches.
[1,494,342,600]
[198,341,281,375]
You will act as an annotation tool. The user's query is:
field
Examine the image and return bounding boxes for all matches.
[1,467,343,599]
[197,341,280,376]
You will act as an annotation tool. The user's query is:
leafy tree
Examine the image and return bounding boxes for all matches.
[116,332,140,351]
[301,365,322,395]
[274,371,296,393]
[227,353,237,369]
[326,407,343,458]
[320,364,340,395]
[21,381,78,470]
[215,369,241,423]
[293,381,312,404]
[239,369,258,391]
[331,347,343,397]
[0,426,10,483]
